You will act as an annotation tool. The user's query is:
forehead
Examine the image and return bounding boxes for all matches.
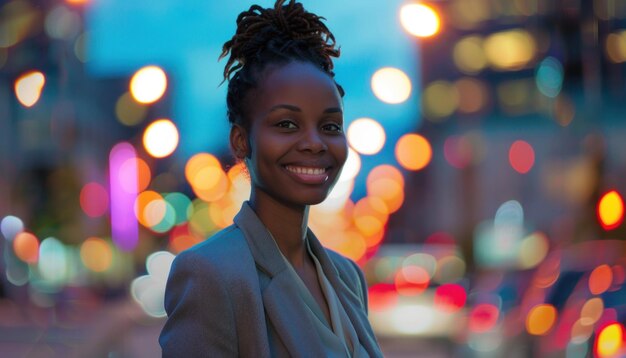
[252,61,342,111]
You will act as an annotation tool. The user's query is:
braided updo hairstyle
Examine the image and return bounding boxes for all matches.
[220,0,344,133]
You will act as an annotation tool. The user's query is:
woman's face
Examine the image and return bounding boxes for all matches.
[242,61,347,207]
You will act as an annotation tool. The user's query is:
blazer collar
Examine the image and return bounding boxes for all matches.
[233,202,380,357]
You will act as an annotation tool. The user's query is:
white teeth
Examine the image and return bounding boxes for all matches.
[286,166,326,175]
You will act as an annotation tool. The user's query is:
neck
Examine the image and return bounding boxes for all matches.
[249,190,309,268]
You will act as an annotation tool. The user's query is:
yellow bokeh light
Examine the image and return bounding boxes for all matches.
[347,118,386,155]
[598,190,624,230]
[116,92,148,126]
[453,36,487,74]
[518,232,549,269]
[484,29,537,70]
[597,323,623,357]
[606,32,626,63]
[80,237,113,272]
[371,67,412,104]
[143,119,179,158]
[395,133,432,171]
[400,4,440,38]
[15,71,45,107]
[526,304,557,336]
[422,80,459,120]
[130,65,167,104]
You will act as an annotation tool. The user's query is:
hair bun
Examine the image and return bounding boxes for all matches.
[220,0,339,81]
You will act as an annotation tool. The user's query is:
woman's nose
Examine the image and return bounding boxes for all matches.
[297,129,328,153]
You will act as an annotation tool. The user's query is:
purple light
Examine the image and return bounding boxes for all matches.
[109,142,139,251]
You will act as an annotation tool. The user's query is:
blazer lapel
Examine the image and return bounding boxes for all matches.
[307,230,381,357]
[233,203,325,358]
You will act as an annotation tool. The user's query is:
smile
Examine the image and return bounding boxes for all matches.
[283,165,330,184]
[285,165,327,175]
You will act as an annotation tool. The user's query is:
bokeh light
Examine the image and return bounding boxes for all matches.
[338,147,361,182]
[38,237,69,288]
[605,31,626,63]
[518,232,549,269]
[143,119,179,158]
[13,232,39,264]
[526,304,557,335]
[535,56,564,98]
[131,251,175,318]
[589,264,613,295]
[109,142,139,251]
[434,284,467,312]
[366,165,405,213]
[399,3,440,38]
[484,29,537,70]
[347,118,386,155]
[469,303,500,333]
[80,237,113,272]
[395,133,432,171]
[422,81,459,120]
[129,65,167,104]
[595,323,624,358]
[1,215,24,240]
[371,67,412,104]
[116,92,148,126]
[44,5,80,40]
[509,140,535,174]
[15,71,45,107]
[80,182,109,218]
[453,36,487,74]
[580,298,604,326]
[455,77,489,114]
[598,190,624,230]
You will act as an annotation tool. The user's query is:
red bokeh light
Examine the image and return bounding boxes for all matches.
[434,283,467,312]
[509,140,535,174]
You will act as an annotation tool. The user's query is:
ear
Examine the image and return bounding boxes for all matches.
[230,124,249,159]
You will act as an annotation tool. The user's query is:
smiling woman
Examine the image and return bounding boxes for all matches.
[158,1,383,357]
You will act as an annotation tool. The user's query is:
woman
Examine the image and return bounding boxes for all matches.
[159,1,383,357]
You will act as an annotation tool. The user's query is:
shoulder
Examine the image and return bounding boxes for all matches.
[171,224,251,278]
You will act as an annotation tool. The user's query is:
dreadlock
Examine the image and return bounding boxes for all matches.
[219,0,343,132]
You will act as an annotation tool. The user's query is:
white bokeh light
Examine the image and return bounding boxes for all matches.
[371,67,412,104]
[130,65,168,104]
[143,119,179,158]
[347,118,386,155]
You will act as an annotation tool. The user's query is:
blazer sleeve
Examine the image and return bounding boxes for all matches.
[159,250,238,357]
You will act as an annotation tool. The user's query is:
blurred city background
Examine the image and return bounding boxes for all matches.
[1,0,626,357]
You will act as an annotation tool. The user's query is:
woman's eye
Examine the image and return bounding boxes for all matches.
[276,120,297,129]
[323,123,343,133]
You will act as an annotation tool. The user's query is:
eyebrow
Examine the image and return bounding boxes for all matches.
[268,104,343,114]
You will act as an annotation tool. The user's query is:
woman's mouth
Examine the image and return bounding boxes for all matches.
[284,165,330,184]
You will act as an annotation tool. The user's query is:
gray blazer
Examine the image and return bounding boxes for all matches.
[159,202,382,357]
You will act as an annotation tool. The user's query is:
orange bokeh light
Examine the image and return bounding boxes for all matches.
[366,165,405,213]
[395,133,432,171]
[589,264,613,295]
[13,232,39,264]
[526,304,557,336]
